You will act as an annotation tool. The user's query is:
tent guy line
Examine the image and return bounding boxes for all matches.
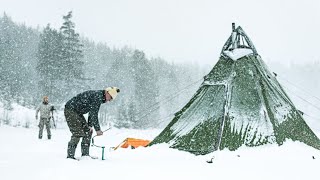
[280,82,320,113]
[276,74,320,103]
[133,78,203,122]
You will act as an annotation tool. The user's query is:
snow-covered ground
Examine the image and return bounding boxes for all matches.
[1,97,320,180]
[0,125,319,180]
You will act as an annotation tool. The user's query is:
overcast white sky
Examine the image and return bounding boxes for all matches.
[1,0,320,66]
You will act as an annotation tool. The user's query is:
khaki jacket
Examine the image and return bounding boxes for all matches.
[36,103,52,119]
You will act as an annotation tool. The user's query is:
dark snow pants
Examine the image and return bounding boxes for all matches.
[64,109,92,158]
[38,117,51,139]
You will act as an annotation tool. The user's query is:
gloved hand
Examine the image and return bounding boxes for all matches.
[35,115,38,120]
[89,127,94,134]
[96,130,103,136]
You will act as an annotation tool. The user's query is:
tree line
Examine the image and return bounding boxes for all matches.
[0,12,207,129]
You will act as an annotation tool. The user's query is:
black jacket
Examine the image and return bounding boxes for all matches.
[65,90,106,131]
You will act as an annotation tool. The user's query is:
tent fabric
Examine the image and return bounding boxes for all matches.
[149,24,320,155]
[113,138,150,150]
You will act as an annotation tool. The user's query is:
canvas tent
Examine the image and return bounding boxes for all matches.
[149,23,320,155]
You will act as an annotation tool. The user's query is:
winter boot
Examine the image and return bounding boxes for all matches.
[67,136,80,158]
[48,135,51,140]
[67,143,78,159]
[81,142,90,156]
[67,156,79,161]
[81,131,92,156]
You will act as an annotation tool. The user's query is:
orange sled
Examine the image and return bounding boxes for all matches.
[113,138,150,150]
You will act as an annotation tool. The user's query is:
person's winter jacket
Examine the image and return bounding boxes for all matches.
[36,103,52,119]
[65,90,106,131]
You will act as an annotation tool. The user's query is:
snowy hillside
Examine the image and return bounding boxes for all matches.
[0,102,66,129]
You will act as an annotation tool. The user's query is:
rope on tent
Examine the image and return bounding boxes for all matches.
[285,87,320,113]
[133,77,203,125]
[303,113,320,121]
[108,111,180,151]
[275,73,320,103]
[102,78,204,143]
[273,72,320,123]
[107,109,179,143]
[109,113,175,146]
[143,106,183,129]
[274,72,320,113]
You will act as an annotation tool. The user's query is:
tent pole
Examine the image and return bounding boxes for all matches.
[102,147,105,160]
[216,64,235,151]
[216,84,228,150]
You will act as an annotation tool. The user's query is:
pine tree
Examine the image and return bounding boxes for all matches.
[151,58,180,125]
[103,47,135,121]
[36,24,63,101]
[131,50,159,128]
[0,13,26,101]
[128,98,139,129]
[115,99,132,128]
[59,11,84,98]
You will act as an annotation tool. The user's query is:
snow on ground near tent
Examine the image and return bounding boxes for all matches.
[0,126,320,180]
[1,101,320,180]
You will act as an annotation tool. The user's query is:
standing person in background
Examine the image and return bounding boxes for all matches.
[64,87,120,160]
[36,96,54,140]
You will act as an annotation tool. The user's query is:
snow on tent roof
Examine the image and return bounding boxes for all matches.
[149,23,320,155]
[223,48,253,61]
